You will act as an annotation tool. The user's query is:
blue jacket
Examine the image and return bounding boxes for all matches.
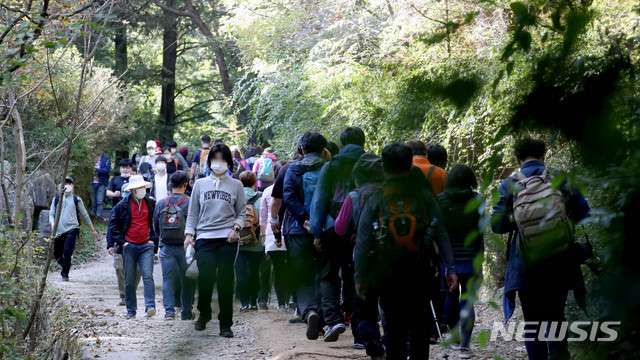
[491,160,590,322]
[283,153,325,236]
[96,153,111,186]
[310,144,365,238]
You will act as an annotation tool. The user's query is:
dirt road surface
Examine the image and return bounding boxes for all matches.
[51,246,527,360]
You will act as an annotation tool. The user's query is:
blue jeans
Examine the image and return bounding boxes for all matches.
[91,183,106,217]
[160,245,194,318]
[444,273,479,348]
[519,289,570,360]
[123,241,155,315]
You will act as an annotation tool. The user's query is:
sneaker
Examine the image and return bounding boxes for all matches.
[118,299,126,306]
[61,275,69,282]
[289,314,304,324]
[306,312,321,340]
[459,347,474,359]
[258,302,268,310]
[250,304,258,311]
[220,327,234,338]
[125,312,136,319]
[181,313,196,321]
[165,313,175,321]
[353,343,365,350]
[240,305,250,313]
[195,316,210,331]
[323,323,346,342]
[277,305,286,312]
[145,308,156,318]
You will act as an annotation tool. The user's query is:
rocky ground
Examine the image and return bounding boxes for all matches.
[51,245,528,360]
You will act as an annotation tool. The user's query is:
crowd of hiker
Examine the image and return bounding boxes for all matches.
[50,130,592,360]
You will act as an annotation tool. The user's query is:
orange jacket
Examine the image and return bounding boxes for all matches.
[413,157,446,195]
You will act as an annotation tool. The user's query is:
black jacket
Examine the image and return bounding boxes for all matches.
[108,196,158,254]
[437,188,484,263]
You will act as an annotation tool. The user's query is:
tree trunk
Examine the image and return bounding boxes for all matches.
[114,21,128,78]
[159,0,178,143]
[9,88,27,230]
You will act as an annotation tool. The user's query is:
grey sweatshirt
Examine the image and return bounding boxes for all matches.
[185,174,246,240]
[49,193,92,236]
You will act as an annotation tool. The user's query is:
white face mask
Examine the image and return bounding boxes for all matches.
[157,163,166,171]
[134,188,146,200]
[171,148,177,154]
[210,160,227,175]
[120,168,131,178]
[147,149,155,156]
[64,184,73,193]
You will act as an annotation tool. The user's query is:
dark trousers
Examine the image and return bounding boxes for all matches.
[195,239,237,329]
[235,251,263,307]
[444,273,478,348]
[319,229,351,326]
[268,251,293,306]
[258,253,272,304]
[54,228,79,277]
[519,289,570,360]
[288,234,320,320]
[354,291,385,357]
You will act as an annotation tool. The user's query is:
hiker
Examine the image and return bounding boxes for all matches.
[406,140,447,195]
[190,135,212,184]
[50,176,99,281]
[184,143,246,336]
[310,127,367,342]
[260,177,294,312]
[244,146,261,176]
[335,153,386,357]
[491,138,590,360]
[438,164,484,359]
[140,140,160,169]
[252,147,277,191]
[162,147,181,174]
[106,159,134,207]
[355,142,458,360]
[180,147,191,169]
[107,183,141,307]
[152,156,170,202]
[235,171,265,311]
[283,131,327,340]
[427,144,448,170]
[167,140,190,172]
[109,175,158,319]
[91,152,111,220]
[153,171,194,321]
[132,153,141,167]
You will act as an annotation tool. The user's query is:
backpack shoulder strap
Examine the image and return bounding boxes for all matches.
[177,195,188,206]
[513,171,527,181]
[426,165,436,180]
[248,193,261,206]
[73,195,81,225]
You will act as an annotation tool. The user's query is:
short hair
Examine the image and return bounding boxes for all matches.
[162,146,171,154]
[207,143,234,170]
[201,135,211,144]
[299,131,327,155]
[239,171,257,188]
[119,159,133,167]
[406,140,427,156]
[213,138,223,145]
[514,138,546,162]
[170,171,188,189]
[426,144,448,169]
[156,156,168,164]
[382,142,413,175]
[326,141,340,157]
[445,164,478,190]
[167,140,178,148]
[339,127,365,147]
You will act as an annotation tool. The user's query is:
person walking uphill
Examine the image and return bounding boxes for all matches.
[153,171,194,321]
[406,140,447,195]
[183,143,246,337]
[109,175,158,319]
[355,142,458,360]
[50,176,99,282]
[310,126,366,342]
[491,138,590,360]
[91,152,111,220]
[283,131,328,341]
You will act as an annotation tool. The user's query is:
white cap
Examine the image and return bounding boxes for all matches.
[146,140,156,149]
[124,175,152,191]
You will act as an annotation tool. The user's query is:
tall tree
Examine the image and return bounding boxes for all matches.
[159,0,178,143]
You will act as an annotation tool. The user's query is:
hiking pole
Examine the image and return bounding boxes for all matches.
[430,300,449,360]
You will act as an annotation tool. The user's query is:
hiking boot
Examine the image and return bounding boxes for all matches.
[323,323,346,342]
[289,314,304,323]
[277,305,286,312]
[258,302,268,310]
[61,275,69,282]
[125,312,136,320]
[194,316,210,331]
[220,327,234,338]
[240,305,250,313]
[459,347,474,359]
[118,299,126,306]
[306,312,321,340]
[145,308,156,318]
[353,343,365,350]
[250,304,258,311]
[165,313,175,321]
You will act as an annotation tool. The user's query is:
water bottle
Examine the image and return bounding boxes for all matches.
[185,244,195,265]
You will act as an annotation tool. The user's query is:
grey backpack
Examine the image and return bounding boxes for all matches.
[512,169,574,264]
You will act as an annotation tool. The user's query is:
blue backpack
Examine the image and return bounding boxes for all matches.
[258,157,275,183]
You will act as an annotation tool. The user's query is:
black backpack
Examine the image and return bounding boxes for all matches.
[158,196,188,245]
[53,195,81,225]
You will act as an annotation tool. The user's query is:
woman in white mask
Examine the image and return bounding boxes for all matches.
[140,140,160,169]
[184,143,246,337]
[152,157,169,202]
